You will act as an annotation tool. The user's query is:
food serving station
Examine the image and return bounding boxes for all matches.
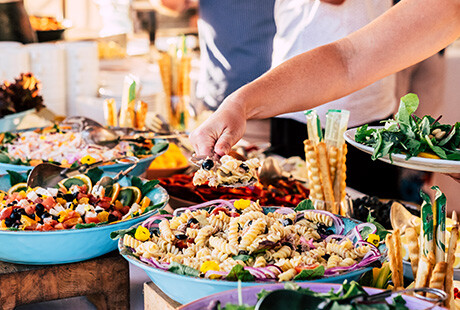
[0,1,459,310]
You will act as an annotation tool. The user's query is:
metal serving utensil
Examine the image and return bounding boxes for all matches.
[189,153,258,187]
[258,157,307,186]
[26,156,139,189]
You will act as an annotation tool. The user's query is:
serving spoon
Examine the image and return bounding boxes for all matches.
[258,157,307,186]
[26,156,139,189]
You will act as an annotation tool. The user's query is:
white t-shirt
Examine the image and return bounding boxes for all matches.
[272,0,396,127]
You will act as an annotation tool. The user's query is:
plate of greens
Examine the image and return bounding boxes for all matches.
[344,93,460,173]
[178,281,445,310]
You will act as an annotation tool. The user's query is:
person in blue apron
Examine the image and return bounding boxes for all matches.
[153,0,276,109]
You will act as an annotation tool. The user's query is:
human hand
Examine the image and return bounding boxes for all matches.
[189,95,247,156]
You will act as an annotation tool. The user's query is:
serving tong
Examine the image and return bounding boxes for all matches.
[26,156,139,189]
[255,287,447,310]
[189,153,257,188]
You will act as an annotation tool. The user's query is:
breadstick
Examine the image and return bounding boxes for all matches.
[136,100,148,129]
[427,262,447,299]
[304,140,325,205]
[405,227,420,278]
[103,98,117,127]
[328,145,338,184]
[414,252,435,293]
[386,233,399,289]
[445,224,458,309]
[316,142,335,213]
[393,229,404,288]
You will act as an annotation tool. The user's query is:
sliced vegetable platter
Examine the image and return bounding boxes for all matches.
[344,93,460,173]
[0,170,169,264]
[0,126,169,176]
[117,201,386,304]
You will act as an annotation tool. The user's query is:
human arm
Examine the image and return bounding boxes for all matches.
[149,0,197,15]
[190,0,460,155]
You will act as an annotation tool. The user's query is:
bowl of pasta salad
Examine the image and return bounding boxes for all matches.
[0,169,169,264]
[0,126,169,176]
[115,199,385,304]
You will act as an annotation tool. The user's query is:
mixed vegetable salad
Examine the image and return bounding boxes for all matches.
[355,93,460,161]
[0,169,163,231]
[0,125,168,167]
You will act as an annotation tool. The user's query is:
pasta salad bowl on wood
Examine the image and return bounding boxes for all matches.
[114,199,386,304]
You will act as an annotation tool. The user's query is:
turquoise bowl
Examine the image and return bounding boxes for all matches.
[0,138,168,176]
[120,214,383,304]
[0,172,169,265]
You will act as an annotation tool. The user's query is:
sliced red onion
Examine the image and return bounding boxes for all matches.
[274,207,295,215]
[307,238,316,249]
[205,270,229,278]
[325,234,347,243]
[142,214,173,229]
[302,210,345,234]
[259,267,277,279]
[140,257,170,270]
[266,264,283,274]
[244,266,267,279]
[173,199,236,216]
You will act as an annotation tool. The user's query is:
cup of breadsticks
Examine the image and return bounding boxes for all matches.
[386,186,458,309]
[304,109,349,215]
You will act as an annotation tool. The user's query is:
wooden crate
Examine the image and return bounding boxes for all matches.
[0,251,130,310]
[144,282,181,310]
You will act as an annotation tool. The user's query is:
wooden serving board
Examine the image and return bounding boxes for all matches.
[144,282,182,310]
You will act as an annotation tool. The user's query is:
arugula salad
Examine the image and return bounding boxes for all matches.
[355,93,460,161]
[208,281,409,310]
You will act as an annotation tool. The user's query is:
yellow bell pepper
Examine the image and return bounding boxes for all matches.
[234,199,251,210]
[134,225,151,242]
[366,234,380,247]
[200,261,220,274]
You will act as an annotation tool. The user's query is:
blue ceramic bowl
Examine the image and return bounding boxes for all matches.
[0,139,168,176]
[178,283,444,310]
[0,172,169,265]
[120,212,384,304]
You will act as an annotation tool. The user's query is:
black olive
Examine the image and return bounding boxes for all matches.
[238,250,249,255]
[4,218,13,227]
[26,213,36,220]
[96,209,103,214]
[201,159,214,171]
[7,202,15,207]
[18,208,26,215]
[282,219,293,226]
[322,254,331,261]
[11,222,21,229]
[35,204,45,215]
[40,212,50,219]
[64,194,75,202]
[153,230,160,237]
[239,163,249,172]
[51,215,60,221]
[175,234,187,240]
[187,218,199,227]
[10,212,20,221]
[56,193,64,198]
[37,193,43,198]
[108,214,118,223]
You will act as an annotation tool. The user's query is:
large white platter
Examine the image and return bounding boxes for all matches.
[344,127,460,173]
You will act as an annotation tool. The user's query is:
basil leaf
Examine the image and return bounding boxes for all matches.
[7,170,27,186]
[293,265,325,280]
[367,212,390,240]
[75,223,97,229]
[110,226,137,240]
[232,254,252,262]
[294,199,314,212]
[395,93,419,126]
[86,167,104,184]
[168,262,200,277]
[226,264,254,282]
[0,153,11,163]
[140,179,159,196]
